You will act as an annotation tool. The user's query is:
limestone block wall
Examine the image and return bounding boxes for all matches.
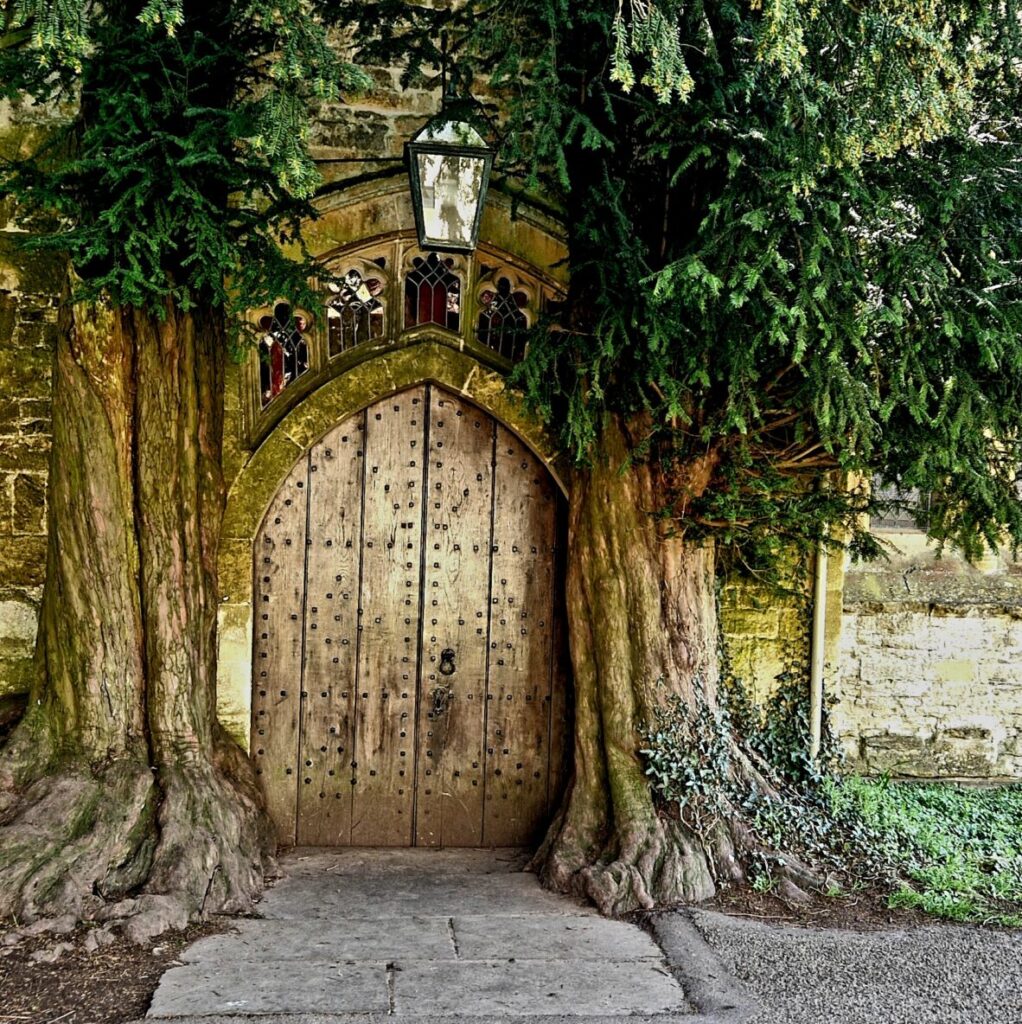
[0,260,57,703]
[719,543,845,709]
[834,545,1022,779]
[311,64,439,189]
[0,99,63,704]
[720,580,809,706]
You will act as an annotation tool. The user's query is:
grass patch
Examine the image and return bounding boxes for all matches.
[828,776,1022,925]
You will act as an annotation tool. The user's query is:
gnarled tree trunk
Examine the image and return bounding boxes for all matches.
[0,283,273,941]
[534,413,803,915]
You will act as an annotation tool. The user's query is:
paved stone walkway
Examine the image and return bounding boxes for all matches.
[148,849,692,1020]
[144,850,1022,1024]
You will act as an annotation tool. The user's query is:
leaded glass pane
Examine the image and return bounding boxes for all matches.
[477,276,529,361]
[404,253,461,332]
[259,302,310,408]
[870,478,932,531]
[326,269,385,356]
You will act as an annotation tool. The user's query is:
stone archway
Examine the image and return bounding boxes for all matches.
[250,382,569,848]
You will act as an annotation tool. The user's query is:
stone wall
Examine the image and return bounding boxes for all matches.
[311,64,439,189]
[719,541,845,710]
[0,99,63,704]
[720,579,809,706]
[834,540,1022,780]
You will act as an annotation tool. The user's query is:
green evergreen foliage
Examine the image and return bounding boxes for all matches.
[0,1,370,316]
[340,0,1022,566]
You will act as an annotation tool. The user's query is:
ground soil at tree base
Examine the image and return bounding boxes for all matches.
[700,884,945,931]
[0,922,223,1024]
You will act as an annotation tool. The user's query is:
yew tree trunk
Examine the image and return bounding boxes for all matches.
[535,413,776,914]
[0,283,273,940]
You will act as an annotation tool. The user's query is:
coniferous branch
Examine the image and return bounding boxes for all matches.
[0,1,371,314]
[340,0,1022,566]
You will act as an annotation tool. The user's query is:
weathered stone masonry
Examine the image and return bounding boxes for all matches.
[0,99,64,713]
[834,553,1022,780]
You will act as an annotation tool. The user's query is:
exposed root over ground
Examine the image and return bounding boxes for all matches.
[0,730,274,943]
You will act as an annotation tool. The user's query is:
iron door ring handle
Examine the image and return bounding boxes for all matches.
[439,649,456,676]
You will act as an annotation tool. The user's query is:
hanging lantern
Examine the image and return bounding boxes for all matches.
[407,110,493,253]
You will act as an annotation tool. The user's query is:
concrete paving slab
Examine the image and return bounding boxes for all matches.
[451,915,663,961]
[180,917,455,964]
[394,960,688,1017]
[148,961,388,1017]
[258,871,589,921]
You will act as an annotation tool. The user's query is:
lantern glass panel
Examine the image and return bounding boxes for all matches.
[414,150,486,251]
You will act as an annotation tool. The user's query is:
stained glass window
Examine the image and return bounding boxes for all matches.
[869,479,932,531]
[259,302,310,408]
[477,276,529,361]
[326,268,385,356]
[404,252,461,332]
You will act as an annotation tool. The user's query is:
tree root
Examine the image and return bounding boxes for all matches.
[580,818,717,915]
[0,740,274,941]
[538,808,717,916]
[533,746,834,917]
[0,759,157,924]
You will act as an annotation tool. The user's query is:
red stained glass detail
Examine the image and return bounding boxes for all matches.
[260,302,310,408]
[404,253,461,332]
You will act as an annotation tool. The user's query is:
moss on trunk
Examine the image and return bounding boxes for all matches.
[0,282,274,939]
[533,413,812,914]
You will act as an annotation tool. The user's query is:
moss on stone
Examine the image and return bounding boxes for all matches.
[0,537,47,587]
[222,435,304,541]
[223,339,566,545]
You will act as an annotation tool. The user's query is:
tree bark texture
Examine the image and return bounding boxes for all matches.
[0,283,274,940]
[534,413,788,915]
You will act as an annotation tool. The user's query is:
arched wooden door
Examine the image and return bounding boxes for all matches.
[251,384,569,847]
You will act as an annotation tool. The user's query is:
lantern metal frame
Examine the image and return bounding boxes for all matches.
[406,106,494,254]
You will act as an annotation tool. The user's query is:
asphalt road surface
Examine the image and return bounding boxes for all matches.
[683,907,1022,1024]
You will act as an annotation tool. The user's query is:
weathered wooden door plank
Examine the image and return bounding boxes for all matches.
[350,387,427,846]
[484,426,559,846]
[414,388,496,846]
[251,456,310,844]
[296,414,366,845]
